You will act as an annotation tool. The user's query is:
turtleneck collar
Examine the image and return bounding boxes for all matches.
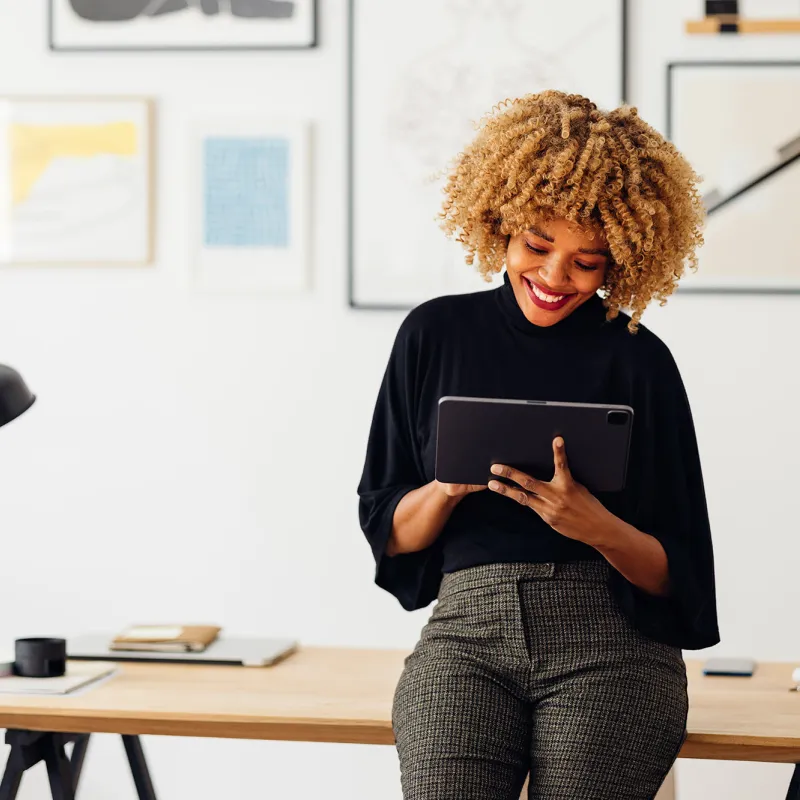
[495,270,608,337]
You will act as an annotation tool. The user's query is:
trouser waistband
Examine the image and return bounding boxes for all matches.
[438,560,610,600]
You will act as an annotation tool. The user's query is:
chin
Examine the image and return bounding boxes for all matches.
[524,308,572,327]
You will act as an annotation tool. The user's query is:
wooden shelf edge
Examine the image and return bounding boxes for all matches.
[686,18,800,34]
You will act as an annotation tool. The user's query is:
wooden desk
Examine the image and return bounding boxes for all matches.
[0,649,799,799]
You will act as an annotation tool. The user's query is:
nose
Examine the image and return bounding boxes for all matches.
[538,254,571,290]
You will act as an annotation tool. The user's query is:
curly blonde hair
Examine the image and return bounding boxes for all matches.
[438,90,705,331]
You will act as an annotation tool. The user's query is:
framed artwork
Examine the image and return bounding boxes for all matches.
[191,119,310,292]
[0,97,153,266]
[348,0,629,309]
[668,62,800,293]
[50,0,318,51]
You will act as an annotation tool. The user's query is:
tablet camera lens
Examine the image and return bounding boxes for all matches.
[607,411,629,426]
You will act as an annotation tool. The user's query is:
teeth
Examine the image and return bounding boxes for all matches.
[530,282,565,303]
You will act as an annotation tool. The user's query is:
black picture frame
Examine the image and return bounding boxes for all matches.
[667,60,800,295]
[347,0,630,310]
[49,0,319,52]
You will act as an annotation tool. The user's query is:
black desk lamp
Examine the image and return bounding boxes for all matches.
[0,364,35,428]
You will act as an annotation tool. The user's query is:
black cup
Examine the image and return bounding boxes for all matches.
[14,638,67,678]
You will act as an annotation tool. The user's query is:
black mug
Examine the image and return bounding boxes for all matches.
[14,638,67,678]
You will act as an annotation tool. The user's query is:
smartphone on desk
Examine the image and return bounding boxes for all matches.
[702,657,756,677]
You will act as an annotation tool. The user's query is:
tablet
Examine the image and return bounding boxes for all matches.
[435,396,634,494]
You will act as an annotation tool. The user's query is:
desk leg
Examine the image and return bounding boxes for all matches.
[786,764,800,799]
[69,736,90,794]
[0,731,156,800]
[42,736,75,800]
[122,735,158,800]
[0,749,24,800]
[0,731,87,800]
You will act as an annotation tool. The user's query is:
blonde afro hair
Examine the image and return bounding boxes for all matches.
[438,90,705,331]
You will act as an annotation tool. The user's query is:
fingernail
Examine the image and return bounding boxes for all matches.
[555,437,564,447]
[488,481,500,490]
[490,464,502,474]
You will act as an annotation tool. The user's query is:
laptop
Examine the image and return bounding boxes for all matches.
[67,634,298,667]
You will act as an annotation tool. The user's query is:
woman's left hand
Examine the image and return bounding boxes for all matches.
[488,437,612,547]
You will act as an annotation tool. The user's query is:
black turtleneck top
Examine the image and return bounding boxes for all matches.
[357,271,720,650]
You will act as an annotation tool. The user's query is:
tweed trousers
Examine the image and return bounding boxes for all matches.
[392,561,688,800]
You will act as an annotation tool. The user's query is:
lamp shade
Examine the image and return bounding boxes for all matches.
[0,364,35,428]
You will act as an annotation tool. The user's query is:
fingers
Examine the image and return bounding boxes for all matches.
[552,437,572,479]
[489,463,548,497]
[492,464,538,492]
[488,478,545,510]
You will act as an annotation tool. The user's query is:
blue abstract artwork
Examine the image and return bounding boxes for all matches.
[203,136,289,248]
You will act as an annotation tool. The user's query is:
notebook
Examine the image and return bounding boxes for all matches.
[69,634,297,667]
[0,661,115,695]
[111,625,221,653]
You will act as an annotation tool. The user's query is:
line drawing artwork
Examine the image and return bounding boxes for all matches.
[386,0,615,177]
[349,0,625,307]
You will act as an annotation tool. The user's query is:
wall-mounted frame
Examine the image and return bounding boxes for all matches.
[0,96,154,266]
[50,0,318,51]
[347,0,630,309]
[667,61,800,294]
[190,118,311,293]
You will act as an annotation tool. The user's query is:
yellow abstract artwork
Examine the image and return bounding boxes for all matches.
[10,122,138,206]
[0,99,152,265]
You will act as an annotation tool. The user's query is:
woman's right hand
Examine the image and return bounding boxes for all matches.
[435,480,487,498]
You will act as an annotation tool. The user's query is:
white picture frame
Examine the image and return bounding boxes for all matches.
[0,96,154,266]
[668,62,800,293]
[50,0,317,51]
[348,0,628,309]
[190,118,310,293]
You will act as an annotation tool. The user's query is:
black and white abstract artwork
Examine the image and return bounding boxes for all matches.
[50,0,317,50]
[669,62,800,292]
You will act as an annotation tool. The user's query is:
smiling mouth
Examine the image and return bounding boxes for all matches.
[523,277,576,311]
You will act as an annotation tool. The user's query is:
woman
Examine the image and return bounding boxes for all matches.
[357,91,719,800]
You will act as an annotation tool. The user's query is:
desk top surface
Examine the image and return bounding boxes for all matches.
[0,648,798,760]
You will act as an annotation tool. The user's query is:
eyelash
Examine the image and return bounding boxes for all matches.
[524,241,597,272]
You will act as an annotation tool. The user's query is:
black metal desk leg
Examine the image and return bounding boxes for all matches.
[0,731,89,800]
[122,735,158,800]
[42,736,75,800]
[0,753,23,800]
[69,735,90,794]
[787,764,800,800]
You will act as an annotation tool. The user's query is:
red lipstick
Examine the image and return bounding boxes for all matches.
[523,277,575,312]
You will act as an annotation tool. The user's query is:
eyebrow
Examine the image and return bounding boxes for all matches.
[527,224,610,258]
[527,224,554,242]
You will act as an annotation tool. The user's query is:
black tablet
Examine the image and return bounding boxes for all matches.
[435,396,634,494]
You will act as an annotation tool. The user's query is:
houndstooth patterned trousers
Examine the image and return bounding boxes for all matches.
[392,561,688,800]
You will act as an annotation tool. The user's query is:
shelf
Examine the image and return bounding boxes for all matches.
[686,18,800,33]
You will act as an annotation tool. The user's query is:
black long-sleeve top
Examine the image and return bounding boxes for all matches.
[357,271,720,650]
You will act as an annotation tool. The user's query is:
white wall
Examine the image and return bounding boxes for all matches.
[0,1,798,798]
